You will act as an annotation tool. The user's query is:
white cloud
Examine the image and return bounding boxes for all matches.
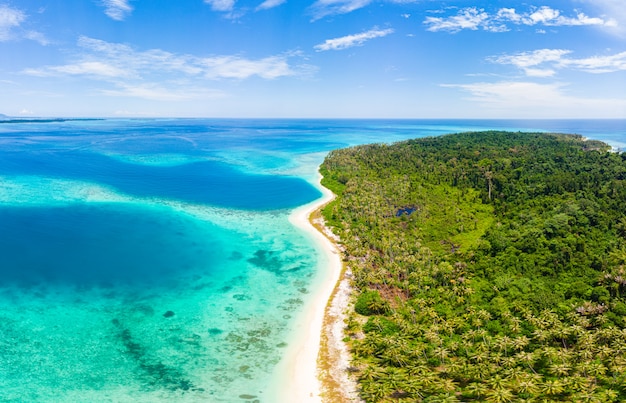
[24,30,50,45]
[425,6,612,33]
[101,0,133,21]
[523,7,605,27]
[100,83,225,101]
[202,55,294,79]
[585,0,625,36]
[443,81,626,118]
[256,0,286,11]
[25,36,300,80]
[496,8,521,23]
[424,7,490,33]
[314,27,394,51]
[0,5,49,44]
[560,51,626,73]
[21,37,304,100]
[304,0,419,20]
[488,49,571,77]
[24,61,130,79]
[56,62,133,78]
[526,6,559,25]
[445,81,565,106]
[205,0,236,12]
[523,68,557,78]
[309,0,373,20]
[489,49,626,76]
[0,5,25,41]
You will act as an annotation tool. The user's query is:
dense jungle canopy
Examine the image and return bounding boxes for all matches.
[320,131,626,402]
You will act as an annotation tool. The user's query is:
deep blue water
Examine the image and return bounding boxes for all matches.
[0,150,320,209]
[0,118,624,402]
[0,204,222,287]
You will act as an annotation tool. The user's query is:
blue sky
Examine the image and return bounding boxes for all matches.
[1,0,625,118]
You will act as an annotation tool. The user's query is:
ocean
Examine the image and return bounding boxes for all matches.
[0,119,624,402]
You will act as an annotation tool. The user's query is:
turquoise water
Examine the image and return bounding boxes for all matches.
[0,119,624,402]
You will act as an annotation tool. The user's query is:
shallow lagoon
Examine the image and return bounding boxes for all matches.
[0,119,624,401]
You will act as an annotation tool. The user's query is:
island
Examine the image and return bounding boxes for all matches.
[318,131,626,402]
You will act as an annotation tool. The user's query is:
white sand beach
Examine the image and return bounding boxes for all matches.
[270,175,355,403]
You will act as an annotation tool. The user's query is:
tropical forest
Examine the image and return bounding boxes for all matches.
[320,131,626,402]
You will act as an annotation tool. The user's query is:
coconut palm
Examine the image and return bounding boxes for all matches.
[515,378,539,395]
[484,387,514,403]
[548,362,571,377]
[540,379,564,396]
[465,382,488,398]
[566,375,591,392]
[515,351,537,373]
[512,336,529,351]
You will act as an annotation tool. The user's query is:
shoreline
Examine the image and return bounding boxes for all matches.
[271,173,357,402]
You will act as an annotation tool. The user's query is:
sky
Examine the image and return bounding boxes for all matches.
[1,0,625,118]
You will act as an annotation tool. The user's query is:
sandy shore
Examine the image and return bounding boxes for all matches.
[271,174,358,403]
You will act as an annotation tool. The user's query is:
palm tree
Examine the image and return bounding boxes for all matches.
[360,364,387,382]
[532,328,550,344]
[508,317,522,334]
[385,367,407,392]
[515,378,539,395]
[552,324,572,349]
[494,335,514,356]
[425,393,460,403]
[360,378,393,402]
[512,336,529,351]
[484,387,514,403]
[587,362,607,377]
[594,314,609,327]
[540,379,564,396]
[577,347,595,362]
[432,346,450,365]
[548,362,571,377]
[596,345,613,360]
[465,382,488,399]
[599,389,619,402]
[470,350,488,363]
[403,378,425,400]
[515,351,537,373]
[539,346,559,365]
[573,390,602,403]
[567,375,591,392]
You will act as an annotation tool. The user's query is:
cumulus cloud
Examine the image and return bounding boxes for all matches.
[205,0,236,12]
[201,55,293,79]
[425,6,612,33]
[22,37,305,100]
[308,0,420,19]
[560,51,626,73]
[488,49,572,77]
[424,7,490,33]
[314,27,394,51]
[443,81,626,118]
[25,61,131,79]
[585,0,624,36]
[25,36,299,80]
[489,49,626,76]
[24,30,50,45]
[0,4,49,44]
[100,83,224,101]
[256,0,286,11]
[0,4,25,40]
[309,0,373,20]
[101,0,133,21]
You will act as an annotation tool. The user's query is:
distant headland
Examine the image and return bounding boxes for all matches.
[0,114,103,124]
